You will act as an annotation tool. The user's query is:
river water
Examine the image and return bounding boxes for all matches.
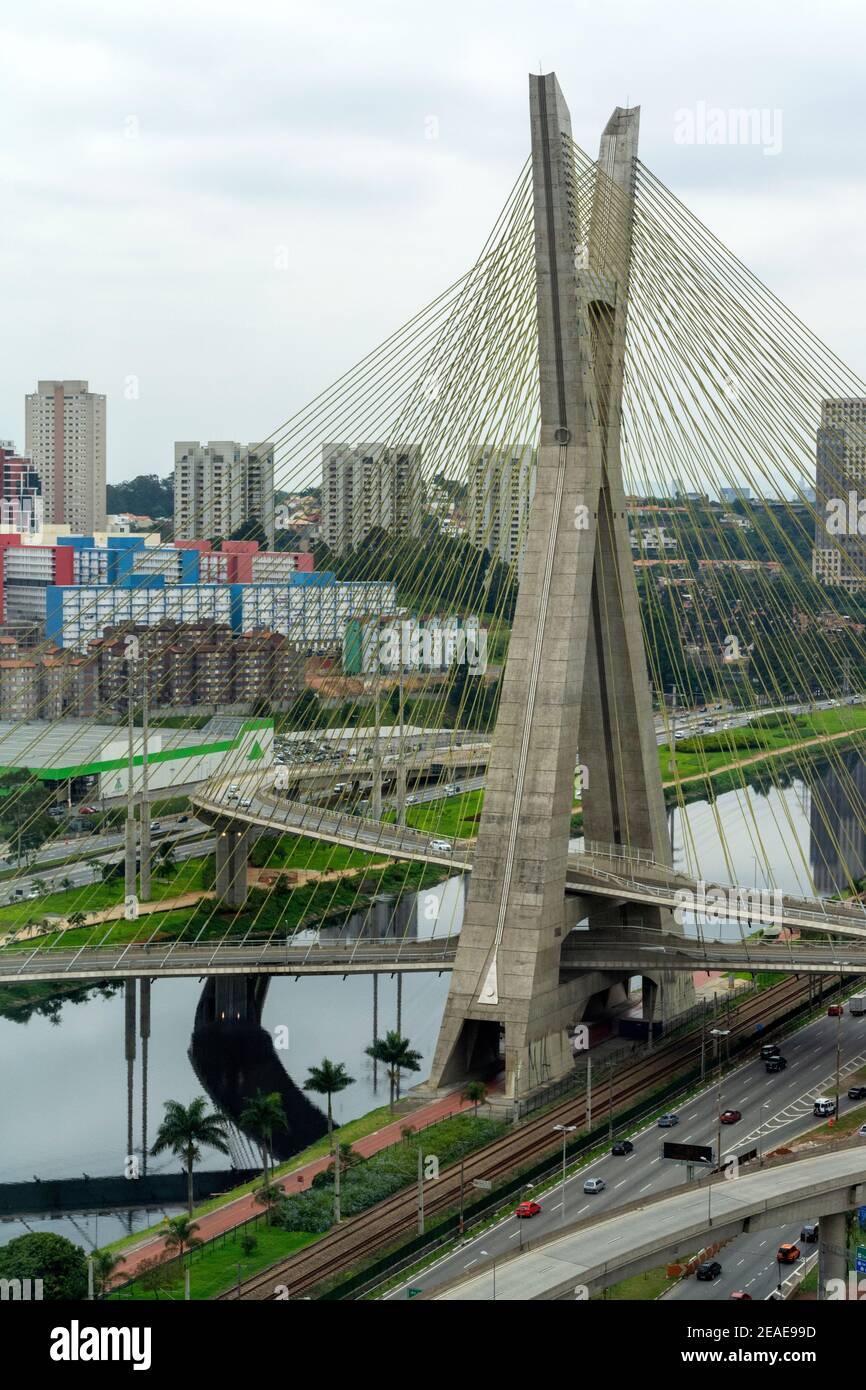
[1,750,862,1247]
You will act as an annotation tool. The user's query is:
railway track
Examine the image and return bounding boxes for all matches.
[217,973,830,1300]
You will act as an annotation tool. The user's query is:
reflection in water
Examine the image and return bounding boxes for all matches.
[190,976,329,1162]
[810,752,866,896]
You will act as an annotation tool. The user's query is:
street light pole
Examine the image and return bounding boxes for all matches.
[553,1124,577,1220]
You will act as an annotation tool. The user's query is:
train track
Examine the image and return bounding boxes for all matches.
[217,973,830,1300]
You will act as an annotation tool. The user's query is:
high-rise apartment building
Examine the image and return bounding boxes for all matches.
[24,381,106,532]
[0,441,41,534]
[321,442,423,554]
[174,441,275,545]
[813,397,866,593]
[467,444,536,574]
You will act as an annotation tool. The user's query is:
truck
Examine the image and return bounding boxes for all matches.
[849,994,866,1016]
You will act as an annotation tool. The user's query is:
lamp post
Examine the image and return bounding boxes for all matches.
[553,1123,577,1219]
[707,1029,730,1225]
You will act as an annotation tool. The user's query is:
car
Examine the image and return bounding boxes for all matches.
[514,1200,541,1218]
[729,1291,753,1300]
[760,1042,781,1059]
[720,1110,742,1124]
[859,1123,866,1138]
[801,1222,819,1243]
[848,1086,866,1100]
[696,1261,722,1281]
[406,795,418,805]
[429,839,453,853]
[657,1113,679,1127]
[177,815,189,823]
[813,1097,836,1117]
[238,798,252,808]
[333,784,346,794]
[611,1140,634,1156]
[765,1056,788,1073]
[78,805,98,815]
[828,1004,845,1017]
[583,1177,606,1194]
[777,1243,801,1264]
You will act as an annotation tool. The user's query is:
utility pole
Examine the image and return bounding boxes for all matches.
[417,1146,425,1235]
[371,669,383,821]
[334,1141,341,1224]
[124,652,138,905]
[139,661,151,903]
[458,1158,465,1236]
[585,1056,592,1130]
[396,663,407,827]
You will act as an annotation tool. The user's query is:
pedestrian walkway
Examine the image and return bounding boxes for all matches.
[115,1082,493,1280]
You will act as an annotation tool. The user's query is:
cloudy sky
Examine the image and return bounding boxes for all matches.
[1,0,864,482]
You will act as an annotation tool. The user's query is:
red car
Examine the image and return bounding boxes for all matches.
[828,1004,844,1017]
[720,1109,742,1124]
[514,1201,542,1219]
[730,1291,753,1300]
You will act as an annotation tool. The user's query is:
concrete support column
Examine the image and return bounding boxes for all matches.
[124,979,137,1167]
[139,977,150,1176]
[396,764,407,827]
[216,828,249,907]
[818,1211,848,1299]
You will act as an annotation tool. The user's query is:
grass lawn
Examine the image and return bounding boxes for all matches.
[385,789,484,839]
[0,858,208,934]
[111,1227,317,1301]
[593,1265,679,1300]
[249,833,375,873]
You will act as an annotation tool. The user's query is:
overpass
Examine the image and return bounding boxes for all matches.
[5,922,866,985]
[193,774,866,943]
[432,1140,866,1300]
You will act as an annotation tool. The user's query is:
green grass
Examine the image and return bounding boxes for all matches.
[249,834,376,873]
[111,1227,317,1301]
[385,789,484,839]
[0,858,208,933]
[593,1265,679,1300]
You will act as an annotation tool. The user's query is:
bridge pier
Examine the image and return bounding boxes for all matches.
[215,828,249,907]
[818,1211,848,1298]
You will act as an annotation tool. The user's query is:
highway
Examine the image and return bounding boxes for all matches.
[386,1005,866,1300]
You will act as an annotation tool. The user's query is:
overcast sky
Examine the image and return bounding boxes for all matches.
[1,0,864,482]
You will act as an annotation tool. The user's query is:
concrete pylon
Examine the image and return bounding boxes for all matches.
[428,75,693,1099]
[215,828,249,908]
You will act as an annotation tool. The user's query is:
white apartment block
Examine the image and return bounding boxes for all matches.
[239,580,397,643]
[24,380,106,533]
[321,442,423,554]
[813,397,866,593]
[174,441,275,545]
[467,444,536,574]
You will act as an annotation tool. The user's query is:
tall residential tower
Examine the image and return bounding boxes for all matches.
[24,380,106,532]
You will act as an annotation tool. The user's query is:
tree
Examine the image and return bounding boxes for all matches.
[0,1232,88,1300]
[100,860,123,884]
[150,1097,231,1215]
[365,1031,422,1111]
[463,1080,487,1115]
[162,1213,201,1260]
[67,910,88,929]
[106,472,174,520]
[252,1182,284,1226]
[60,876,74,892]
[155,843,177,878]
[239,1090,286,1187]
[92,1247,126,1298]
[303,1059,355,1153]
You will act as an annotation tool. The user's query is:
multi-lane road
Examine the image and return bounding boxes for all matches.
[386,1005,866,1301]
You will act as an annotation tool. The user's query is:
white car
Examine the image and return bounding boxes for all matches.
[583,1177,606,1194]
[238,798,252,808]
[407,795,418,805]
[429,839,453,853]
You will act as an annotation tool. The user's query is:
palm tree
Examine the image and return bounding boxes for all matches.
[303,1059,355,1153]
[162,1213,202,1301]
[60,876,74,892]
[92,1248,126,1298]
[463,1080,487,1115]
[252,1182,284,1226]
[163,1213,201,1258]
[239,1090,286,1188]
[67,910,88,929]
[150,1097,230,1215]
[365,1031,422,1111]
[100,860,122,884]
